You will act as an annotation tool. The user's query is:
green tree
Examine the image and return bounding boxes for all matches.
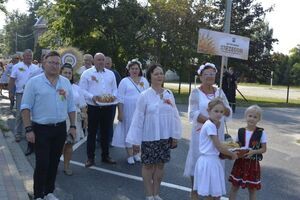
[288,45,300,85]
[4,11,35,54]
[270,53,289,85]
[0,0,7,14]
[39,0,149,73]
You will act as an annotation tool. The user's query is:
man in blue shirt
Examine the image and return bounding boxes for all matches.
[21,51,76,200]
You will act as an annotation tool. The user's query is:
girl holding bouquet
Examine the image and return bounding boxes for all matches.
[229,105,267,200]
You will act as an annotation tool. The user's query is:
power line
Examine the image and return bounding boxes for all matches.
[16,33,33,38]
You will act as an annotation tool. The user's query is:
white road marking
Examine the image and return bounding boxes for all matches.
[64,137,229,200]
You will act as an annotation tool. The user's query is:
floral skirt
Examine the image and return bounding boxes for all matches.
[141,139,171,164]
[229,158,261,190]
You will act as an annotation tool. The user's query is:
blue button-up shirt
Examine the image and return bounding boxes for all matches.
[21,73,76,124]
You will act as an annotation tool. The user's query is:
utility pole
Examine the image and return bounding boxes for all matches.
[219,0,232,90]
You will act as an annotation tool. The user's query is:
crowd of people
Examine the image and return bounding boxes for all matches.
[0,50,267,200]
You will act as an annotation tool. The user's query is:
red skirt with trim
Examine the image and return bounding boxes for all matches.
[228,158,261,190]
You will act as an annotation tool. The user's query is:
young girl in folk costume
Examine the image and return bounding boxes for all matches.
[229,105,267,200]
[194,97,238,200]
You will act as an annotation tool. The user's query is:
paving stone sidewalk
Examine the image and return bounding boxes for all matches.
[0,129,30,200]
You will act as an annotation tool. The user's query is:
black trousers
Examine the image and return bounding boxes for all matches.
[87,105,114,160]
[32,122,66,199]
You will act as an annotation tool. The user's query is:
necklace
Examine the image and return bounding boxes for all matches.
[153,87,164,99]
[130,77,140,84]
[199,85,215,100]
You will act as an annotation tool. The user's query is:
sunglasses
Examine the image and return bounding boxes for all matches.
[202,72,216,77]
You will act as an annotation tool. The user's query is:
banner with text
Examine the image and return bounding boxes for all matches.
[197,29,250,60]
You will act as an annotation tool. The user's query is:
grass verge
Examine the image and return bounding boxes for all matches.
[168,88,300,107]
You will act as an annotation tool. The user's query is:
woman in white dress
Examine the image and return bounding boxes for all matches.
[126,64,182,200]
[112,59,149,164]
[183,63,232,200]
[60,63,87,175]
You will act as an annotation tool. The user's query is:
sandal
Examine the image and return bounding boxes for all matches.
[63,168,73,176]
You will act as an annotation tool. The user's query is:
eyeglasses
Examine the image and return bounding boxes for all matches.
[47,61,60,66]
[203,72,216,77]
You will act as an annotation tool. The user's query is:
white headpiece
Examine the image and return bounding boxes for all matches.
[126,58,142,70]
[197,62,217,75]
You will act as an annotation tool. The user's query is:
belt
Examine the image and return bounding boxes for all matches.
[32,121,66,127]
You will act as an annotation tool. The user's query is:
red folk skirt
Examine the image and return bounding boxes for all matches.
[228,158,261,190]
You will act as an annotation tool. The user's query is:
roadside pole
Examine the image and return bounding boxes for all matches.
[219,0,232,91]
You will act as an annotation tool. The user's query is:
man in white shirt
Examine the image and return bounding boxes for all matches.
[8,49,42,142]
[3,54,20,109]
[76,54,93,75]
[79,52,118,166]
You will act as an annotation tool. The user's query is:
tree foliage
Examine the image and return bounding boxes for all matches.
[3,0,281,84]
[2,0,47,55]
[0,0,7,14]
[4,11,34,54]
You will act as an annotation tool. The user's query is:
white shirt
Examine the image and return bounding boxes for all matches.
[76,65,93,75]
[72,84,87,112]
[199,120,220,156]
[126,87,182,145]
[10,62,41,93]
[79,66,117,106]
[117,77,149,104]
[235,129,267,148]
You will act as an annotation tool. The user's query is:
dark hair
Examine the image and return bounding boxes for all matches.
[45,51,60,59]
[126,61,143,76]
[146,63,163,83]
[60,63,74,84]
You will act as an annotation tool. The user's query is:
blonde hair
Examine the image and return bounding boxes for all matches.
[207,97,225,111]
[245,105,263,120]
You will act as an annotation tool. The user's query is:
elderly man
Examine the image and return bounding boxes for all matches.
[76,53,94,75]
[8,49,42,142]
[21,51,76,200]
[80,52,118,167]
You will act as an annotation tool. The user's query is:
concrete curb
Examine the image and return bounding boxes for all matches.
[0,129,30,200]
[4,130,34,198]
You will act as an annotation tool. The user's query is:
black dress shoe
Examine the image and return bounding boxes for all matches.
[85,159,95,168]
[102,157,116,164]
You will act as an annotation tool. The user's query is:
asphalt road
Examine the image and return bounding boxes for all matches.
[1,90,300,200]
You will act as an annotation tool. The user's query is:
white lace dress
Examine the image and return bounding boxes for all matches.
[112,77,149,147]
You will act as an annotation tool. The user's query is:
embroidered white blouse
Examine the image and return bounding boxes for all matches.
[126,87,182,145]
